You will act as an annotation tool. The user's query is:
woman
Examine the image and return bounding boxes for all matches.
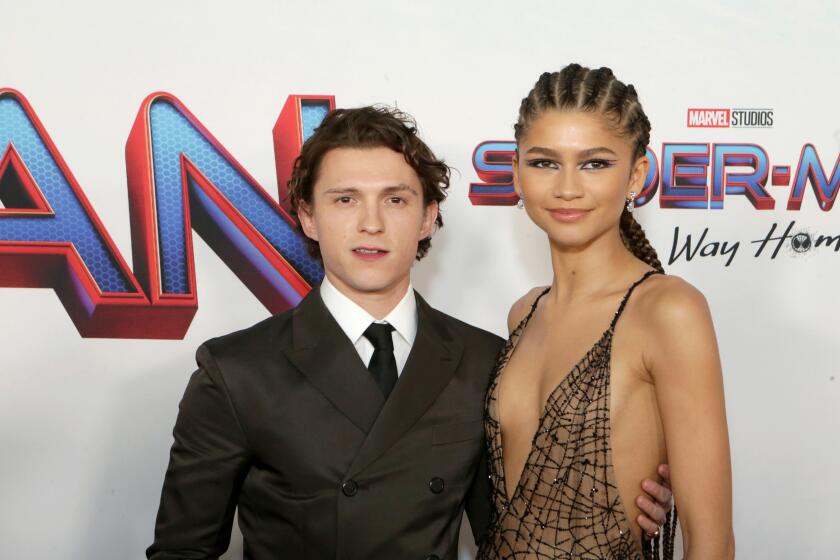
[478,65,734,559]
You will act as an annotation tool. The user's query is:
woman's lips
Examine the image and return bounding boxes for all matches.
[548,208,591,223]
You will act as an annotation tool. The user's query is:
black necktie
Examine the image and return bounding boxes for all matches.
[363,323,398,398]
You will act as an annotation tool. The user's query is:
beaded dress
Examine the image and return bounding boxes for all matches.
[479,271,676,560]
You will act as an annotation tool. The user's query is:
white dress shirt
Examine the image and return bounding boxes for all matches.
[319,276,417,375]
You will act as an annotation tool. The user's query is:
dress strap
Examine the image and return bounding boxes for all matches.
[512,287,551,336]
[529,287,551,315]
[609,269,662,331]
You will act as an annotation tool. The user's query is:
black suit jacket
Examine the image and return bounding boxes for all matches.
[147,289,504,560]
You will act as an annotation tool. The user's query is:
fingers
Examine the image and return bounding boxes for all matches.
[658,463,671,486]
[636,512,660,538]
[636,467,674,537]
[636,494,667,527]
[642,478,673,508]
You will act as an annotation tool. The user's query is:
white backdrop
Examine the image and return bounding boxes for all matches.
[1,1,838,558]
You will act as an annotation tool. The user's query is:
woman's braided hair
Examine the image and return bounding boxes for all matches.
[515,64,664,273]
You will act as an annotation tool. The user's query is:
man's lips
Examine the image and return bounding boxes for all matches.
[547,208,592,223]
[352,247,389,260]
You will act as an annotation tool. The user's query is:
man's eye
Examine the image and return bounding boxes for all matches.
[336,196,353,204]
[388,197,405,204]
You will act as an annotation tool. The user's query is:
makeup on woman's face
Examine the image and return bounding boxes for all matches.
[513,109,644,249]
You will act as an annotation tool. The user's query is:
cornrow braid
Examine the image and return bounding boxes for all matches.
[515,63,664,273]
[559,63,586,106]
[581,67,611,108]
[642,506,679,560]
[620,209,664,272]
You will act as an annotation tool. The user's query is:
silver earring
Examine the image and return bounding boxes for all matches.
[626,191,636,213]
[516,194,525,209]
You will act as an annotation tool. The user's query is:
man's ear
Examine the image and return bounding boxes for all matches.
[297,202,319,241]
[419,200,439,240]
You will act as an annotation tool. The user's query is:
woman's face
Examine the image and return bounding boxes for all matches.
[513,109,648,250]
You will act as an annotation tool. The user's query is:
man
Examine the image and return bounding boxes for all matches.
[147,106,672,559]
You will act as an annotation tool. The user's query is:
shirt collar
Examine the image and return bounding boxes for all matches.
[320,275,418,347]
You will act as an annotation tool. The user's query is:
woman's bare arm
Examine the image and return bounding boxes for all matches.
[646,278,735,559]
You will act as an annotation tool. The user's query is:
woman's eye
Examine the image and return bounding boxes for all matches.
[527,159,557,169]
[581,159,614,170]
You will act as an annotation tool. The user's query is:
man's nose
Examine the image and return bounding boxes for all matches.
[358,201,384,233]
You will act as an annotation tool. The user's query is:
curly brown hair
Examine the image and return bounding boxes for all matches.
[287,105,449,262]
[515,64,664,273]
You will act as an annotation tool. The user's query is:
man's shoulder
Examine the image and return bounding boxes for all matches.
[423,300,505,351]
[199,307,295,363]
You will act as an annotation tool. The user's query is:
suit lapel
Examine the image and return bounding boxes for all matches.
[283,289,385,434]
[347,293,464,477]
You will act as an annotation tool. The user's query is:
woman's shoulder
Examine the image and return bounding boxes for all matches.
[507,286,549,333]
[635,272,712,332]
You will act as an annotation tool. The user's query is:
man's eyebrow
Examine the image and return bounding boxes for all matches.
[322,186,360,195]
[382,184,419,195]
[321,184,419,195]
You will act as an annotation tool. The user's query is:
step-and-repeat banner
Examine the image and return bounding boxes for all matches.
[1,1,837,558]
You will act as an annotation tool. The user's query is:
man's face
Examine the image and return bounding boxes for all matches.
[298,146,438,300]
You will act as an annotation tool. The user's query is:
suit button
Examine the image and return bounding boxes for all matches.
[429,477,445,494]
[341,479,358,497]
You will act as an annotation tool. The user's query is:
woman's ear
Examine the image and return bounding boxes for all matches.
[628,153,649,197]
[512,153,522,198]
